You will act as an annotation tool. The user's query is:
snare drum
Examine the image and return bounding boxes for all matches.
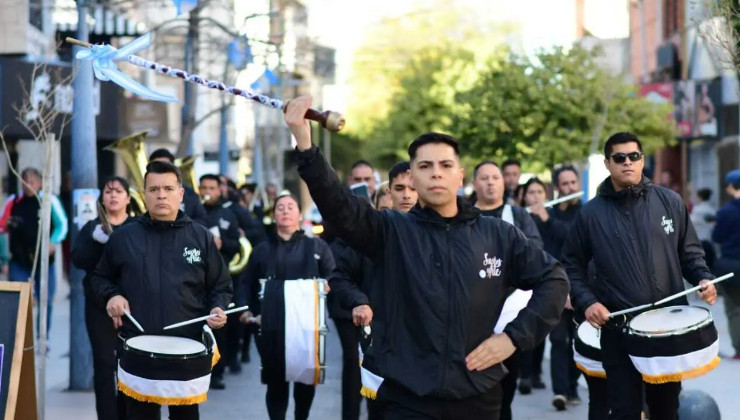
[573,322,606,378]
[625,305,720,384]
[118,334,215,405]
[260,278,328,385]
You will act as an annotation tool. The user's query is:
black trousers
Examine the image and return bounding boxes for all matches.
[334,318,363,420]
[265,381,316,420]
[585,375,609,420]
[126,397,198,420]
[601,326,681,420]
[549,310,581,397]
[382,380,502,420]
[499,353,520,420]
[224,312,243,367]
[519,341,544,379]
[85,299,127,420]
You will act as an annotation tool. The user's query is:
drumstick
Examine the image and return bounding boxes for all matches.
[162,305,250,330]
[124,311,145,333]
[608,273,734,318]
[526,191,584,213]
[653,272,734,306]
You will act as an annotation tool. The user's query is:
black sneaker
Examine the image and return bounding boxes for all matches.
[241,352,250,364]
[518,378,532,395]
[230,361,242,374]
[552,395,567,411]
[210,376,226,390]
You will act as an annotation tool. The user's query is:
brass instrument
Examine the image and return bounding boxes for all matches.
[104,131,149,214]
[230,237,252,275]
[176,154,197,191]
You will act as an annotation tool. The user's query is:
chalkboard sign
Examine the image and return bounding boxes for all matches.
[0,282,36,420]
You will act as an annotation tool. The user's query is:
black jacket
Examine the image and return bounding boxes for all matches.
[91,212,232,340]
[531,209,569,260]
[327,238,376,320]
[223,200,267,246]
[479,205,544,249]
[562,177,713,315]
[72,216,136,305]
[239,230,335,314]
[204,200,241,263]
[297,146,568,399]
[182,186,208,226]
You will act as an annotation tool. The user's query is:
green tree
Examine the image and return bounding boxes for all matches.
[364,44,480,168]
[453,46,676,171]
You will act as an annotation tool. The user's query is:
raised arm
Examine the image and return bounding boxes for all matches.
[285,97,386,257]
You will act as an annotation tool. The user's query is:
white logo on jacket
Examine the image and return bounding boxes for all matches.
[183,247,202,264]
[480,253,502,278]
[218,218,231,230]
[661,216,674,235]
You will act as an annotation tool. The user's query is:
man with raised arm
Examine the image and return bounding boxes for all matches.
[284,97,569,419]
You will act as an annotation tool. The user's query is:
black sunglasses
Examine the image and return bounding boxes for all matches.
[610,152,643,164]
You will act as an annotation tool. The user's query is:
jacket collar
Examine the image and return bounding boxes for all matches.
[598,175,651,200]
[139,211,191,229]
[410,196,480,227]
[273,229,305,244]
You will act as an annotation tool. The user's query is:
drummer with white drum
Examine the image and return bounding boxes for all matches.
[238,193,335,420]
[92,161,232,420]
[562,132,716,420]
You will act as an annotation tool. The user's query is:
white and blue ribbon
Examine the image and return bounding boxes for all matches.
[75,33,178,103]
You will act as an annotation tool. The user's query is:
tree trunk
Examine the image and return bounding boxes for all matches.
[37,133,55,420]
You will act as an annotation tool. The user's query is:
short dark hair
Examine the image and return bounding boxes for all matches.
[388,161,411,186]
[148,148,176,163]
[199,174,221,185]
[21,167,42,180]
[226,179,237,190]
[350,160,374,171]
[604,132,643,159]
[101,176,130,195]
[501,158,521,171]
[473,161,499,178]
[241,183,257,194]
[553,164,579,185]
[407,132,460,161]
[144,161,182,187]
[697,188,712,201]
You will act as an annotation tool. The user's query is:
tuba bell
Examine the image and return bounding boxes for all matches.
[229,237,252,275]
[104,131,148,215]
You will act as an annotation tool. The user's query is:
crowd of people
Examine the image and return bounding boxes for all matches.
[1,95,737,420]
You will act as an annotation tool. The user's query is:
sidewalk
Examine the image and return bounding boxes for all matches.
[43,279,739,419]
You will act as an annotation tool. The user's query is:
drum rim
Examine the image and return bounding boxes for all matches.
[627,306,713,338]
[122,335,208,358]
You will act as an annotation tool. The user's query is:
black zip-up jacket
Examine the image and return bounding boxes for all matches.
[297,146,568,399]
[72,216,136,306]
[91,211,232,340]
[562,176,713,315]
[479,205,544,249]
[238,230,335,313]
[224,200,267,246]
[531,209,569,260]
[204,199,241,263]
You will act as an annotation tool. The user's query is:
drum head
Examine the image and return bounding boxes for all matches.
[629,306,711,334]
[126,335,206,356]
[577,322,602,350]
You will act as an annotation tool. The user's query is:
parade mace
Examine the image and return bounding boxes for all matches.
[67,33,345,132]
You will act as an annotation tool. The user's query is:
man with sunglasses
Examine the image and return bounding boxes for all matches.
[562,132,716,420]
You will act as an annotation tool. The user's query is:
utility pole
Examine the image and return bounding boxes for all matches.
[68,0,96,391]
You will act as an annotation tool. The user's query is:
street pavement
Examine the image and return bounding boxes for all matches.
[42,279,738,419]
